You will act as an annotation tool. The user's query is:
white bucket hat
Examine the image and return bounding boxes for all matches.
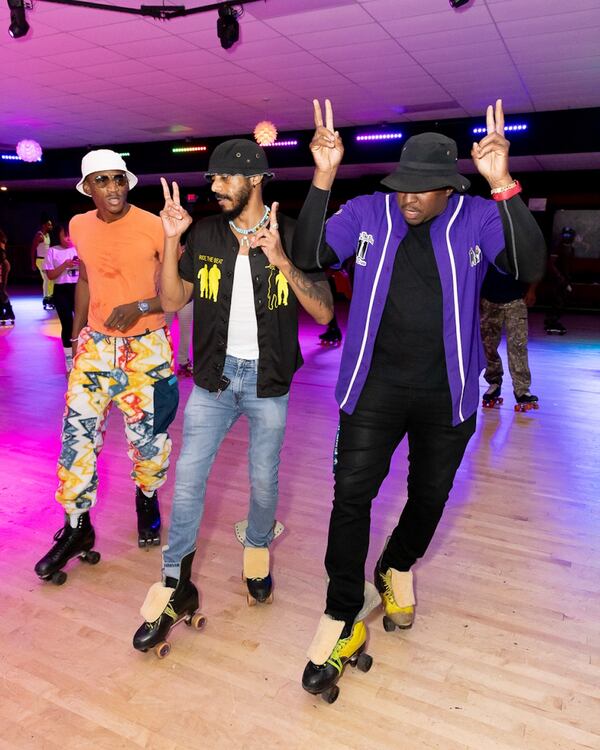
[76,149,138,195]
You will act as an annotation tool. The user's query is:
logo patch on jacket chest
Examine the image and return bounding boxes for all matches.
[469,245,482,267]
[356,231,374,267]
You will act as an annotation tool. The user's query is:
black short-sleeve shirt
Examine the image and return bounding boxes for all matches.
[179,212,322,397]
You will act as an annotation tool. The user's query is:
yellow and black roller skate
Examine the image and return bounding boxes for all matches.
[374,555,415,632]
[133,551,206,658]
[302,618,372,704]
[302,582,379,704]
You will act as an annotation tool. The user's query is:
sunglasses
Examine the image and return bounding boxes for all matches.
[92,173,128,188]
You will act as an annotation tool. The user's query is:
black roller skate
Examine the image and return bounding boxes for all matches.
[319,319,342,346]
[34,513,100,585]
[136,488,161,548]
[482,383,503,409]
[0,301,15,326]
[545,320,566,335]
[133,551,206,658]
[243,547,273,605]
[177,359,193,377]
[514,392,539,412]
[42,296,55,310]
[302,617,372,704]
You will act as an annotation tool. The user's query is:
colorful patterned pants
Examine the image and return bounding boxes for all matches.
[56,326,179,515]
[480,297,532,397]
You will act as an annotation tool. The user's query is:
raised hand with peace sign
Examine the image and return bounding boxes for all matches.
[309,99,344,190]
[160,177,193,239]
[471,99,513,190]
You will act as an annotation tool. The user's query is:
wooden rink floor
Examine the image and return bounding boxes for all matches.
[0,292,599,750]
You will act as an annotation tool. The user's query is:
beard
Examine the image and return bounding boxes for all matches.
[217,180,252,220]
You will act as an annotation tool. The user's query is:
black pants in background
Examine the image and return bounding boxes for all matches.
[52,283,76,347]
[324,377,476,625]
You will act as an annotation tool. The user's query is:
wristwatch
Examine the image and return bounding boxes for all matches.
[137,300,150,314]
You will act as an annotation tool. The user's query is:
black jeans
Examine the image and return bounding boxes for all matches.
[52,283,76,347]
[324,377,476,624]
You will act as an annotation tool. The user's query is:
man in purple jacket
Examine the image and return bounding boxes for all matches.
[293,99,546,701]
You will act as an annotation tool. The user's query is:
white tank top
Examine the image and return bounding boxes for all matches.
[226,254,259,360]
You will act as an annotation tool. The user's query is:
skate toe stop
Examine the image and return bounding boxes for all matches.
[243,547,269,579]
[140,581,175,621]
[306,615,345,665]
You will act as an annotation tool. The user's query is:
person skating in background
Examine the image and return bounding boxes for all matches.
[31,215,54,310]
[43,222,79,373]
[290,98,546,703]
[480,265,540,411]
[544,225,574,335]
[133,140,333,657]
[0,229,15,326]
[34,150,179,586]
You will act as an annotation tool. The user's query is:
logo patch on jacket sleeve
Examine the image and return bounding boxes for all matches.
[356,231,374,267]
[469,245,482,267]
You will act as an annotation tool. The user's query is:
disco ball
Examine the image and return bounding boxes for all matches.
[253,121,277,147]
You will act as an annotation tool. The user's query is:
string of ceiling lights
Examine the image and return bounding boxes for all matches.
[4,0,260,46]
[6,0,473,41]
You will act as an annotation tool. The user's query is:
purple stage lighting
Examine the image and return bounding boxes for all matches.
[472,124,528,134]
[356,132,403,142]
[262,140,298,147]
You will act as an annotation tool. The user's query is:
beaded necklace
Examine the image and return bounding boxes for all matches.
[229,205,270,246]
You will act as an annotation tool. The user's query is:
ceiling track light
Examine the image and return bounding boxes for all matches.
[12,0,259,39]
[7,0,30,38]
[217,4,241,50]
[449,0,471,8]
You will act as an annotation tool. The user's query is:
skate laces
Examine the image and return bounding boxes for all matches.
[326,633,351,674]
[145,599,178,629]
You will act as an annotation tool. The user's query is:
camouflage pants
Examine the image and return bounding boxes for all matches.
[480,297,531,397]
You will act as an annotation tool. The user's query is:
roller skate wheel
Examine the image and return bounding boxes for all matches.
[51,570,67,586]
[382,615,396,632]
[190,613,207,630]
[322,685,339,704]
[356,652,373,672]
[82,550,101,565]
[246,593,257,607]
[155,641,171,659]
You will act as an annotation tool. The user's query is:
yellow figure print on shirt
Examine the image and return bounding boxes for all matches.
[267,264,289,310]
[198,262,221,302]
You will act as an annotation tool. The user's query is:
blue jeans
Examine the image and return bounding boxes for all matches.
[163,355,289,579]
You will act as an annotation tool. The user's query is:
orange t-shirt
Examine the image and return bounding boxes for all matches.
[69,205,165,336]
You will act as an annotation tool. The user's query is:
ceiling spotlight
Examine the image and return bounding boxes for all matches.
[7,0,30,38]
[449,0,471,7]
[217,4,240,50]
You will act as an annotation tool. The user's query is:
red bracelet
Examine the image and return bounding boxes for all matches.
[491,180,522,201]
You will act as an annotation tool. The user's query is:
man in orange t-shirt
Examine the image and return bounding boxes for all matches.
[35,150,179,586]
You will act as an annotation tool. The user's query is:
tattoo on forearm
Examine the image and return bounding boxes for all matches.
[287,266,333,311]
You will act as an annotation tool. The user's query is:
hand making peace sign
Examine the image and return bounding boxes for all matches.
[310,98,344,173]
[471,99,512,189]
[250,202,287,268]
[160,178,193,238]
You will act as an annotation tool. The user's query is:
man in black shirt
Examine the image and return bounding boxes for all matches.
[133,140,333,654]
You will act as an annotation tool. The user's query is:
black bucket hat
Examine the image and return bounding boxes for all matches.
[381,132,470,193]
[205,138,273,180]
